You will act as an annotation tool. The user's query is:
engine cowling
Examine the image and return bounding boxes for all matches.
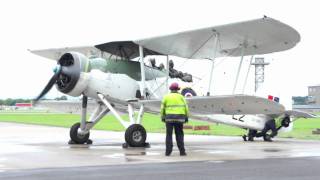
[55,52,90,96]
[56,52,90,96]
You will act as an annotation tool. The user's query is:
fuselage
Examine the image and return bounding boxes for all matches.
[54,52,291,134]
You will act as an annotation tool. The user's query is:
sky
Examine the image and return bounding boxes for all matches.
[0,0,319,103]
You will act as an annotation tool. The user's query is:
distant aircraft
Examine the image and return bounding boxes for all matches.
[31,16,315,147]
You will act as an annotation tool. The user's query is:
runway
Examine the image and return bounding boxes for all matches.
[1,122,320,179]
[1,157,320,180]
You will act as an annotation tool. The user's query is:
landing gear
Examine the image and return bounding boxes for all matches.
[263,134,272,142]
[69,122,91,144]
[97,93,149,148]
[124,124,148,147]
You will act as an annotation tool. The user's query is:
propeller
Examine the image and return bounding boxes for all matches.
[33,52,84,105]
[34,65,62,103]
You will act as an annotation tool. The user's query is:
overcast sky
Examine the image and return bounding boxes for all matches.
[0,0,319,104]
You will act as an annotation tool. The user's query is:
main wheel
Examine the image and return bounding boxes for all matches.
[70,122,90,144]
[125,124,147,147]
[263,134,272,142]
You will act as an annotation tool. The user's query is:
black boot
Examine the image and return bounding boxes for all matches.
[242,135,247,141]
[165,150,172,156]
[248,136,254,141]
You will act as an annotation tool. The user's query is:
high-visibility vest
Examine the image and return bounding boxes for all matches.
[275,118,282,128]
[161,92,189,122]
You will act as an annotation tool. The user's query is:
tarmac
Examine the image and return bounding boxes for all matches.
[1,122,320,179]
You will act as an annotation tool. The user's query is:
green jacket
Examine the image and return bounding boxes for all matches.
[160,92,189,123]
[275,118,282,128]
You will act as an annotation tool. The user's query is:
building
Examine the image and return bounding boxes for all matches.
[308,85,320,104]
[15,103,33,109]
[36,100,97,114]
[292,85,320,112]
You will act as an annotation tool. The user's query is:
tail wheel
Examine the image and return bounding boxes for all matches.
[70,122,90,144]
[181,88,197,97]
[125,124,147,147]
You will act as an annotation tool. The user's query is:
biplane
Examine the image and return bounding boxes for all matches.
[31,16,315,146]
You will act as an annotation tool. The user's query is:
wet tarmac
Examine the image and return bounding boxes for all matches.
[1,122,320,172]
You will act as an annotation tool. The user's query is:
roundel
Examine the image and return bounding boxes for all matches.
[181,88,197,97]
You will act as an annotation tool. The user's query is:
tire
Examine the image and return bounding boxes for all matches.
[263,134,272,142]
[125,124,147,147]
[70,122,90,144]
[281,117,290,128]
[181,88,197,97]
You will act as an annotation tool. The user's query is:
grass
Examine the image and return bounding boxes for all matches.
[0,112,245,136]
[0,111,319,140]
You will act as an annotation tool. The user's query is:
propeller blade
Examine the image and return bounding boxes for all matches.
[34,69,61,103]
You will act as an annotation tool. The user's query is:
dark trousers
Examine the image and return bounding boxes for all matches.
[256,119,278,138]
[248,129,257,140]
[166,122,185,153]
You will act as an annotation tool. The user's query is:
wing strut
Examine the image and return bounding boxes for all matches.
[139,45,146,99]
[242,55,254,93]
[232,44,245,94]
[207,32,219,96]
[166,55,170,93]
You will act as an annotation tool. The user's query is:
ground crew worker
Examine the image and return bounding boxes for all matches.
[243,118,282,142]
[161,82,189,156]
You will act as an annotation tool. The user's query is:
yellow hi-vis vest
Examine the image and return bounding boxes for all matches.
[160,92,189,123]
[275,118,282,129]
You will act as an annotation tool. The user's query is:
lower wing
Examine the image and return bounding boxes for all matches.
[141,94,285,115]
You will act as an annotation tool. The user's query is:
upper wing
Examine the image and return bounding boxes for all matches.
[95,41,163,59]
[135,17,300,59]
[30,17,300,61]
[141,94,285,115]
[29,46,103,60]
[29,42,164,60]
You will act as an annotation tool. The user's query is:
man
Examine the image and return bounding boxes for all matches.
[161,82,189,156]
[168,60,179,78]
[149,58,157,68]
[243,118,282,142]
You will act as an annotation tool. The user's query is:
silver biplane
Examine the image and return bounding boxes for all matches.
[31,16,315,147]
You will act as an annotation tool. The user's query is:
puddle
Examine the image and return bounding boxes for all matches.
[263,148,282,153]
[289,152,320,158]
[208,150,233,154]
[68,144,91,149]
[206,160,225,163]
[0,144,43,154]
[125,152,146,156]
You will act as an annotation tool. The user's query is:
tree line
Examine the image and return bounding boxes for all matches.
[0,98,32,106]
[0,96,68,106]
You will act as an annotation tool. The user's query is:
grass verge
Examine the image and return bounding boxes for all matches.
[0,112,319,140]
